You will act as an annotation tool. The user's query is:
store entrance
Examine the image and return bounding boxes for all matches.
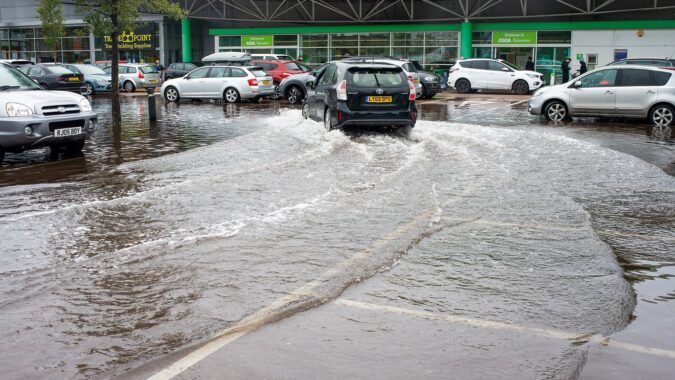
[496,47,534,70]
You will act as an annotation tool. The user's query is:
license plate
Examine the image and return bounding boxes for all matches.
[54,127,82,137]
[261,80,270,85]
[149,80,157,83]
[68,77,79,81]
[367,96,392,103]
[414,79,420,85]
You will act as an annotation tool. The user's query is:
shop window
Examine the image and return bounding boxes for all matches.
[425,31,458,47]
[301,34,327,48]
[62,37,89,51]
[360,46,389,56]
[300,47,328,64]
[331,47,358,60]
[425,46,456,65]
[537,31,571,44]
[331,33,358,48]
[10,29,33,39]
[392,32,424,46]
[472,32,491,44]
[473,47,492,59]
[392,47,424,62]
[219,36,241,47]
[359,33,390,47]
[0,29,8,40]
[274,35,297,46]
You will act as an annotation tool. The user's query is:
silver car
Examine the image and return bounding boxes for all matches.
[0,63,98,163]
[528,65,675,127]
[160,65,274,103]
[104,63,161,92]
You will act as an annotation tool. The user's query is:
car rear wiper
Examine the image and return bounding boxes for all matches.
[372,72,381,88]
[0,85,20,91]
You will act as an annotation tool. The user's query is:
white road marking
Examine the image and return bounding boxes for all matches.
[510,99,529,106]
[336,299,675,360]
[456,100,495,108]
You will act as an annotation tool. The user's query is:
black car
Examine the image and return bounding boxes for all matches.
[163,62,204,80]
[411,60,441,99]
[19,64,84,92]
[303,61,417,131]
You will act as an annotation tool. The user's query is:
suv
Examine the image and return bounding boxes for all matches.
[250,59,311,99]
[608,58,675,70]
[303,61,417,131]
[341,57,423,98]
[163,62,204,80]
[103,64,161,92]
[411,60,441,99]
[251,53,294,60]
[279,63,329,104]
[448,58,544,95]
[0,63,98,163]
[161,65,274,103]
[528,65,675,127]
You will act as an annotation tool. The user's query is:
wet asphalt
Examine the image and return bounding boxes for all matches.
[0,93,673,379]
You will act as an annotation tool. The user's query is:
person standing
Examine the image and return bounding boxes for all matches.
[561,58,571,83]
[525,56,535,71]
[579,60,588,75]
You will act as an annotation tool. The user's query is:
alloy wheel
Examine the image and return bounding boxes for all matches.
[124,81,135,92]
[323,109,332,131]
[271,85,282,100]
[288,86,301,104]
[302,102,309,119]
[652,106,673,127]
[547,103,566,121]
[85,83,94,95]
[165,88,178,102]
[225,88,239,103]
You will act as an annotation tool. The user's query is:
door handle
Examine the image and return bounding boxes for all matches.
[647,90,656,94]
[605,91,614,94]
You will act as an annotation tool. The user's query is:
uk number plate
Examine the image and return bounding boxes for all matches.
[68,77,79,81]
[261,80,270,85]
[54,127,82,137]
[366,96,392,103]
[149,80,157,83]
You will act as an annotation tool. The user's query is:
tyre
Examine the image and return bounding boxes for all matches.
[420,84,427,99]
[544,100,569,122]
[270,84,282,100]
[649,104,674,128]
[123,81,136,93]
[302,101,309,119]
[40,84,49,90]
[512,80,530,95]
[455,78,471,94]
[64,139,85,154]
[224,87,240,103]
[323,108,335,131]
[164,86,180,102]
[84,82,94,95]
[286,85,303,104]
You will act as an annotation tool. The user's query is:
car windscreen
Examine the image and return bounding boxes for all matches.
[250,70,268,77]
[284,62,306,71]
[44,66,75,74]
[140,66,159,74]
[78,65,107,75]
[0,64,40,90]
[297,63,312,71]
[348,69,404,87]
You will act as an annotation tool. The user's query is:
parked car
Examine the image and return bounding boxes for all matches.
[163,62,203,80]
[160,65,274,103]
[94,60,127,69]
[251,53,294,60]
[250,59,311,99]
[278,63,330,104]
[60,64,112,95]
[103,64,161,92]
[448,58,544,95]
[341,57,424,98]
[202,52,251,66]
[608,58,675,70]
[19,64,85,92]
[0,59,33,68]
[0,63,98,163]
[410,60,441,99]
[528,65,675,127]
[303,61,417,131]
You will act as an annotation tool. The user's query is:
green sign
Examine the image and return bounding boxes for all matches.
[242,35,273,47]
[492,31,537,45]
[576,53,584,60]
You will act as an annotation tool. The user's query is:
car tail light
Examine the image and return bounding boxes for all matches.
[337,80,347,101]
[281,72,291,78]
[408,74,414,81]
[247,78,258,86]
[408,80,416,101]
[58,75,67,81]
[138,70,144,79]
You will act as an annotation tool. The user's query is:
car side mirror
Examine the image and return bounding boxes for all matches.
[306,80,315,89]
[573,81,582,88]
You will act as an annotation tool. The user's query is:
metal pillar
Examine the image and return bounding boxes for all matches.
[181,18,192,62]
[460,21,473,59]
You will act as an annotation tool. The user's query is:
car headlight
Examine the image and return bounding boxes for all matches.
[80,98,92,112]
[526,73,539,79]
[424,75,438,82]
[5,102,34,117]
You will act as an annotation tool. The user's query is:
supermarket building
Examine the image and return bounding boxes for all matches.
[0,0,674,78]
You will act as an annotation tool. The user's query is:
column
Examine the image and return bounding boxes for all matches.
[460,21,472,59]
[181,18,192,62]
[158,20,165,64]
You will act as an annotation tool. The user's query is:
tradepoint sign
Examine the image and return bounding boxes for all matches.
[492,31,537,45]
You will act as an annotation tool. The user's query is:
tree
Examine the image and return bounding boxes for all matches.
[74,0,186,125]
[37,0,66,62]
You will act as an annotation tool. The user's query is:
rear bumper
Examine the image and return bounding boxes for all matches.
[0,112,98,152]
[333,103,417,129]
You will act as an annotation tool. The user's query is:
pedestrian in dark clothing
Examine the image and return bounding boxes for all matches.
[579,60,588,75]
[561,58,571,83]
[525,56,535,71]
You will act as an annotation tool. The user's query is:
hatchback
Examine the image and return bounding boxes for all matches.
[163,62,204,80]
[160,65,274,103]
[60,64,112,95]
[341,57,424,98]
[250,59,311,99]
[103,64,161,92]
[303,62,417,131]
[448,58,544,95]
[528,65,675,127]
[19,64,85,92]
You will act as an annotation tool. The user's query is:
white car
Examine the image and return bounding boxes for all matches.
[341,57,424,97]
[448,58,544,95]
[160,65,274,103]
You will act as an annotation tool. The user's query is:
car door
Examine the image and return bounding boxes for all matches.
[180,67,210,97]
[204,66,228,97]
[313,64,337,120]
[569,69,618,115]
[615,68,659,116]
[466,60,489,89]
[488,60,514,90]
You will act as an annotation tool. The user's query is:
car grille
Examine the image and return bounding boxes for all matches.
[49,119,85,132]
[41,104,80,116]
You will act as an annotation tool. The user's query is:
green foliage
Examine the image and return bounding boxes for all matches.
[37,0,66,60]
[75,0,186,36]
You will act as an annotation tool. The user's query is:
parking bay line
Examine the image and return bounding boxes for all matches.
[335,299,675,360]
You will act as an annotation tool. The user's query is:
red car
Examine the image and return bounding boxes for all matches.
[250,59,311,99]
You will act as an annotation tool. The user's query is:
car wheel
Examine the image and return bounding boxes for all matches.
[164,86,180,102]
[323,108,334,131]
[420,85,427,99]
[84,83,94,95]
[544,100,569,122]
[124,81,136,93]
[455,78,471,94]
[649,104,674,128]
[302,101,309,119]
[40,84,49,90]
[270,84,282,100]
[512,80,530,95]
[64,139,85,154]
[287,85,303,104]
[224,87,240,103]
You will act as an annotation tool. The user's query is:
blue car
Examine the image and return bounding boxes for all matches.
[60,64,112,95]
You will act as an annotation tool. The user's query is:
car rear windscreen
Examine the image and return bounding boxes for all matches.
[250,70,268,77]
[140,66,159,74]
[348,69,404,87]
[284,62,305,71]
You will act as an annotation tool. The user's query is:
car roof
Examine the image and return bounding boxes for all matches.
[337,62,403,70]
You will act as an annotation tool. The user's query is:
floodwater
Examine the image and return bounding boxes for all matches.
[0,96,673,379]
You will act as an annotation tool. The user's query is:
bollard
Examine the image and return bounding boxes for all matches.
[147,87,157,121]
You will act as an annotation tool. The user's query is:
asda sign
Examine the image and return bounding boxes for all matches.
[492,31,537,45]
[242,35,273,47]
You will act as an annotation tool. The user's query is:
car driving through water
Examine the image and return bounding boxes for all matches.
[0,63,98,163]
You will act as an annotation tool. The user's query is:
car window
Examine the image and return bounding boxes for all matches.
[652,71,672,86]
[78,65,106,75]
[402,63,417,72]
[488,61,510,71]
[188,67,209,79]
[231,68,247,77]
[470,60,488,70]
[319,64,337,85]
[311,64,328,77]
[620,69,654,86]
[349,69,403,87]
[127,67,137,74]
[185,63,199,70]
[209,67,227,78]
[284,62,303,71]
[45,66,74,74]
[578,69,618,87]
[140,66,158,74]
[460,61,474,69]
[63,65,79,73]
[250,70,267,77]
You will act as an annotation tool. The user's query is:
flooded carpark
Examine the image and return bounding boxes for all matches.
[0,94,673,379]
